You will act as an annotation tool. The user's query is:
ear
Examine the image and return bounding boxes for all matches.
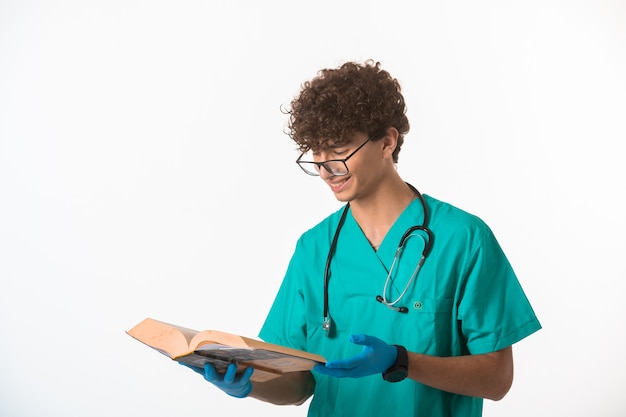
[381,127,399,159]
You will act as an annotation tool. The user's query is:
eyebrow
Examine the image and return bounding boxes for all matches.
[326,140,353,149]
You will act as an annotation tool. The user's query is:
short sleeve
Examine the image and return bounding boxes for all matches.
[258,237,310,350]
[457,225,541,354]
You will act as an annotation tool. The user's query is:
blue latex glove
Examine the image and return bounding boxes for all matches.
[313,334,398,378]
[180,362,253,398]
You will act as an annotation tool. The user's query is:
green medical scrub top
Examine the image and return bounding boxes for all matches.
[259,194,541,417]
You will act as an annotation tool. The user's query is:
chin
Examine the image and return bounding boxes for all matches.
[332,191,354,203]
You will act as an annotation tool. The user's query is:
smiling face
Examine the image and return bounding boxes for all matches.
[311,129,399,203]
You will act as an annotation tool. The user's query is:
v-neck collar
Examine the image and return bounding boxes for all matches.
[342,198,427,272]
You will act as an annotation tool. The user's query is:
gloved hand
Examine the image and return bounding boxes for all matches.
[313,334,398,378]
[180,362,254,398]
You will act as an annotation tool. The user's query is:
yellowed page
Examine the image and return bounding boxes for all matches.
[127,318,198,358]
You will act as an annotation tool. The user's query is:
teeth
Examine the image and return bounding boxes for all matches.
[331,178,348,186]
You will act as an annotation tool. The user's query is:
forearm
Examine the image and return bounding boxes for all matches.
[407,346,514,401]
[249,370,315,405]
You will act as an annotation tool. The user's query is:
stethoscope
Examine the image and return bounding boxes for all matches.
[322,183,434,337]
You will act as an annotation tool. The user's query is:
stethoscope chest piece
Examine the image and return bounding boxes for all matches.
[322,316,333,337]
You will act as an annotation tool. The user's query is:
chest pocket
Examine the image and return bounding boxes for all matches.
[406,297,457,355]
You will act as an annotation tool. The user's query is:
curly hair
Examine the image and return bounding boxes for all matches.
[284,60,410,163]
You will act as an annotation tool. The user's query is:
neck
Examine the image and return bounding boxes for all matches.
[349,178,418,248]
[350,177,416,214]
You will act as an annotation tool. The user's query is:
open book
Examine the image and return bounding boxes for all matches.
[127,317,325,382]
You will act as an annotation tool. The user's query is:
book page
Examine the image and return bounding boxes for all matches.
[127,318,198,358]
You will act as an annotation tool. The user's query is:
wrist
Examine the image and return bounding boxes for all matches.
[382,345,409,382]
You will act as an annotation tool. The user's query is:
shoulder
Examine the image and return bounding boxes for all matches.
[423,194,516,274]
[423,194,497,248]
[424,194,489,229]
[295,205,349,249]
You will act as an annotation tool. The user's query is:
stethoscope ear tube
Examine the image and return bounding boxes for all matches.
[398,225,434,259]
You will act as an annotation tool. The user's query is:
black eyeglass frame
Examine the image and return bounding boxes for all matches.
[296,138,371,176]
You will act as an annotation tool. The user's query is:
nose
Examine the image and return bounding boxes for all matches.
[318,165,334,179]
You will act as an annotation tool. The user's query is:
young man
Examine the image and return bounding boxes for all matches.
[185,60,541,416]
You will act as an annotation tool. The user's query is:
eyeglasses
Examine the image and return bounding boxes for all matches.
[296,139,370,176]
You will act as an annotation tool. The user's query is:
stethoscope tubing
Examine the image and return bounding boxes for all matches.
[322,183,433,335]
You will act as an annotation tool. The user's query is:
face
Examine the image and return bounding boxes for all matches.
[312,131,390,202]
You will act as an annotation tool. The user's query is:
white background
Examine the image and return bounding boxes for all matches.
[1,1,625,416]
